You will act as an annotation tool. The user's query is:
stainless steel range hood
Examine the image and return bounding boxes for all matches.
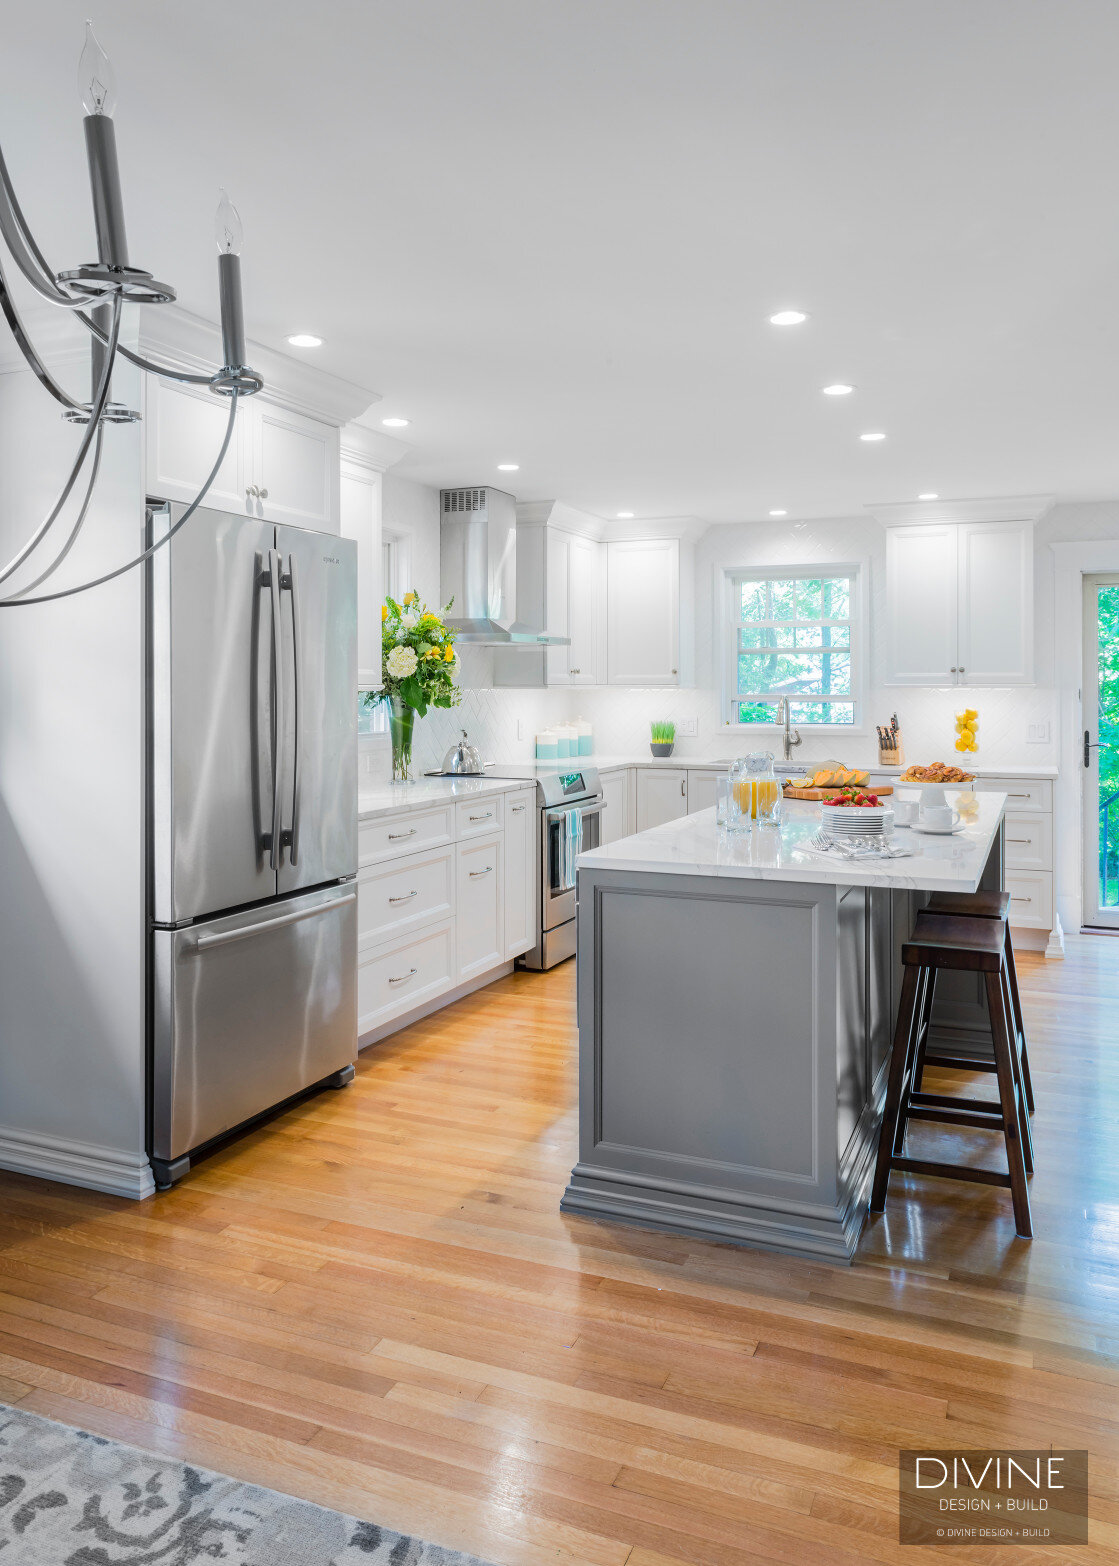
[440,486,568,645]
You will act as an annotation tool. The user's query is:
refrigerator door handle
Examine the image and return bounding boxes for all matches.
[192,890,357,952]
[282,553,302,867]
[266,548,285,871]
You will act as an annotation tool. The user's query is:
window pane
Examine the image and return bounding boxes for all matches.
[821,577,850,618]
[769,578,796,620]
[794,624,850,649]
[791,701,854,725]
[740,625,795,650]
[739,580,766,620]
[737,701,779,724]
[796,579,822,619]
[738,651,851,697]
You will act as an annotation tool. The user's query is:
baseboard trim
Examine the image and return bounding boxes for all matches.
[0,1126,154,1200]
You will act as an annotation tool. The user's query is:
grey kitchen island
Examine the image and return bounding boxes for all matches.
[563,793,1007,1263]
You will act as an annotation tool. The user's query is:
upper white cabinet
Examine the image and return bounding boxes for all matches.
[607,539,681,685]
[145,379,340,533]
[885,519,1034,686]
[545,529,600,685]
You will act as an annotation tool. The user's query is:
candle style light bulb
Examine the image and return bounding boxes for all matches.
[214,188,243,256]
[79,20,116,117]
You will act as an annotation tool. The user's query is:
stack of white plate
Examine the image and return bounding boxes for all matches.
[820,803,894,839]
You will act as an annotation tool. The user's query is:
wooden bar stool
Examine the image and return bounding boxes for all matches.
[870,911,1032,1238]
[921,888,1034,1113]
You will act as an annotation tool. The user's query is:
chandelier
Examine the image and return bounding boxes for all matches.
[0,21,264,607]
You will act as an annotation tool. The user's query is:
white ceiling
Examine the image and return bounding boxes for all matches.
[7,0,1119,521]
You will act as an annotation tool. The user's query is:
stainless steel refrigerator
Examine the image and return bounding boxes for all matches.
[147,501,358,1189]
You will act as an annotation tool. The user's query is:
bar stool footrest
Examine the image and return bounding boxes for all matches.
[891,1156,1012,1188]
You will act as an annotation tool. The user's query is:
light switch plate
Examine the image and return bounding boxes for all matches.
[516,718,525,740]
[1027,721,1051,744]
[676,716,698,737]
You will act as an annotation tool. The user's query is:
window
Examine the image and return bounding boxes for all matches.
[726,567,861,726]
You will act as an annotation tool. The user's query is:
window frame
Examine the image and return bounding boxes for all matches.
[720,560,868,733]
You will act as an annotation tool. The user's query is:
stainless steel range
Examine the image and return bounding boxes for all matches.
[424,758,604,969]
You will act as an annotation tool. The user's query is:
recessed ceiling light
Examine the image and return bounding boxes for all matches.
[769,310,808,326]
[497,463,519,472]
[859,431,886,442]
[381,417,410,428]
[918,491,939,500]
[822,383,855,396]
[286,333,322,348]
[769,509,788,517]
[616,511,634,518]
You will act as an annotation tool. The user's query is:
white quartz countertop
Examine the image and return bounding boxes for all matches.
[585,753,1057,778]
[358,775,532,823]
[578,792,1008,892]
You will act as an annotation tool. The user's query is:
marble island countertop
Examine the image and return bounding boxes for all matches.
[578,792,1008,892]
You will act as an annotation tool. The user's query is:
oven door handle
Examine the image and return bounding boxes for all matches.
[544,799,606,825]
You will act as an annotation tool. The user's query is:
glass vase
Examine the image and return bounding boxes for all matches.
[388,694,417,782]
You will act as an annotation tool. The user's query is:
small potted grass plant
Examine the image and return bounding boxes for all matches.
[650,719,676,758]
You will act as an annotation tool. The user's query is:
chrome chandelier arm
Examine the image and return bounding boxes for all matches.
[0,251,86,410]
[0,389,238,607]
[0,142,88,309]
[4,424,104,597]
[0,291,121,587]
[76,309,214,385]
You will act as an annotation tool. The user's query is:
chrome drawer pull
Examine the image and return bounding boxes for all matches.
[388,827,417,841]
[468,811,493,821]
[1007,837,1030,844]
[1012,896,1032,904]
[469,866,493,878]
[388,890,418,904]
[1008,792,1029,798]
[388,967,418,985]
[511,805,525,814]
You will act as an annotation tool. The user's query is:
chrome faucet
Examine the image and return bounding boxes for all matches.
[778,697,802,762]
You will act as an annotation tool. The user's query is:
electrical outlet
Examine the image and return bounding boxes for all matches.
[516,718,525,741]
[676,717,698,737]
[1027,722,1051,745]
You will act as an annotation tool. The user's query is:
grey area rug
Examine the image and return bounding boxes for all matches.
[0,1404,496,1565]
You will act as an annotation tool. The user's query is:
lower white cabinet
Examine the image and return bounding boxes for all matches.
[456,834,504,981]
[687,769,719,813]
[357,844,454,949]
[357,920,455,1034]
[503,790,536,958]
[636,768,689,831]
[600,769,631,844]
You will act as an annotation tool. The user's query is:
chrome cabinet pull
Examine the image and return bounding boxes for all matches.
[511,804,525,814]
[259,487,269,499]
[388,967,418,985]
[680,779,686,796]
[388,827,417,841]
[388,890,418,904]
[1007,837,1030,844]
[469,866,493,877]
[468,811,493,821]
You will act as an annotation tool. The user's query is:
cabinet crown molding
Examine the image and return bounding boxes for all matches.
[868,494,1054,528]
[515,500,605,539]
[341,422,411,473]
[137,306,380,427]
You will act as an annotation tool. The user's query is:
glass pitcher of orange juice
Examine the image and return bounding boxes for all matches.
[730,752,781,828]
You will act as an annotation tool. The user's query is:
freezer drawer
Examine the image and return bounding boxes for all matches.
[151,883,357,1168]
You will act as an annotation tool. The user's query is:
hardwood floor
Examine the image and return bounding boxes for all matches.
[1,937,1118,1563]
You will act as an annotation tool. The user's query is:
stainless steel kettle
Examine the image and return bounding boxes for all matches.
[440,730,485,775]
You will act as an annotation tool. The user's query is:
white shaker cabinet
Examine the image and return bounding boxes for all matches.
[144,380,340,533]
[456,835,504,982]
[503,789,536,959]
[636,767,689,832]
[607,539,681,685]
[600,768,631,844]
[545,529,600,685]
[886,520,1033,686]
[687,769,719,814]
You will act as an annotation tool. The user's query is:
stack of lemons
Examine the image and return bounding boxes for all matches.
[954,707,979,753]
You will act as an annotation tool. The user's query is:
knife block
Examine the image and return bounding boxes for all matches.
[878,731,905,767]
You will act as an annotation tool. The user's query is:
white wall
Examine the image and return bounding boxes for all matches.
[0,354,152,1197]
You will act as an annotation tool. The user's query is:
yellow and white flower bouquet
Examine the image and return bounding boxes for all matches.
[376,592,461,780]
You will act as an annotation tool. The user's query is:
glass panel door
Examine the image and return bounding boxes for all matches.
[1083,574,1119,928]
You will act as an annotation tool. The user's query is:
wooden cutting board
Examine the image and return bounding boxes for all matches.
[783,784,894,800]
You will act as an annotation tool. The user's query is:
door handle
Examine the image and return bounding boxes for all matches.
[283,553,301,866]
[193,891,356,951]
[1085,729,1100,768]
[263,549,284,871]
